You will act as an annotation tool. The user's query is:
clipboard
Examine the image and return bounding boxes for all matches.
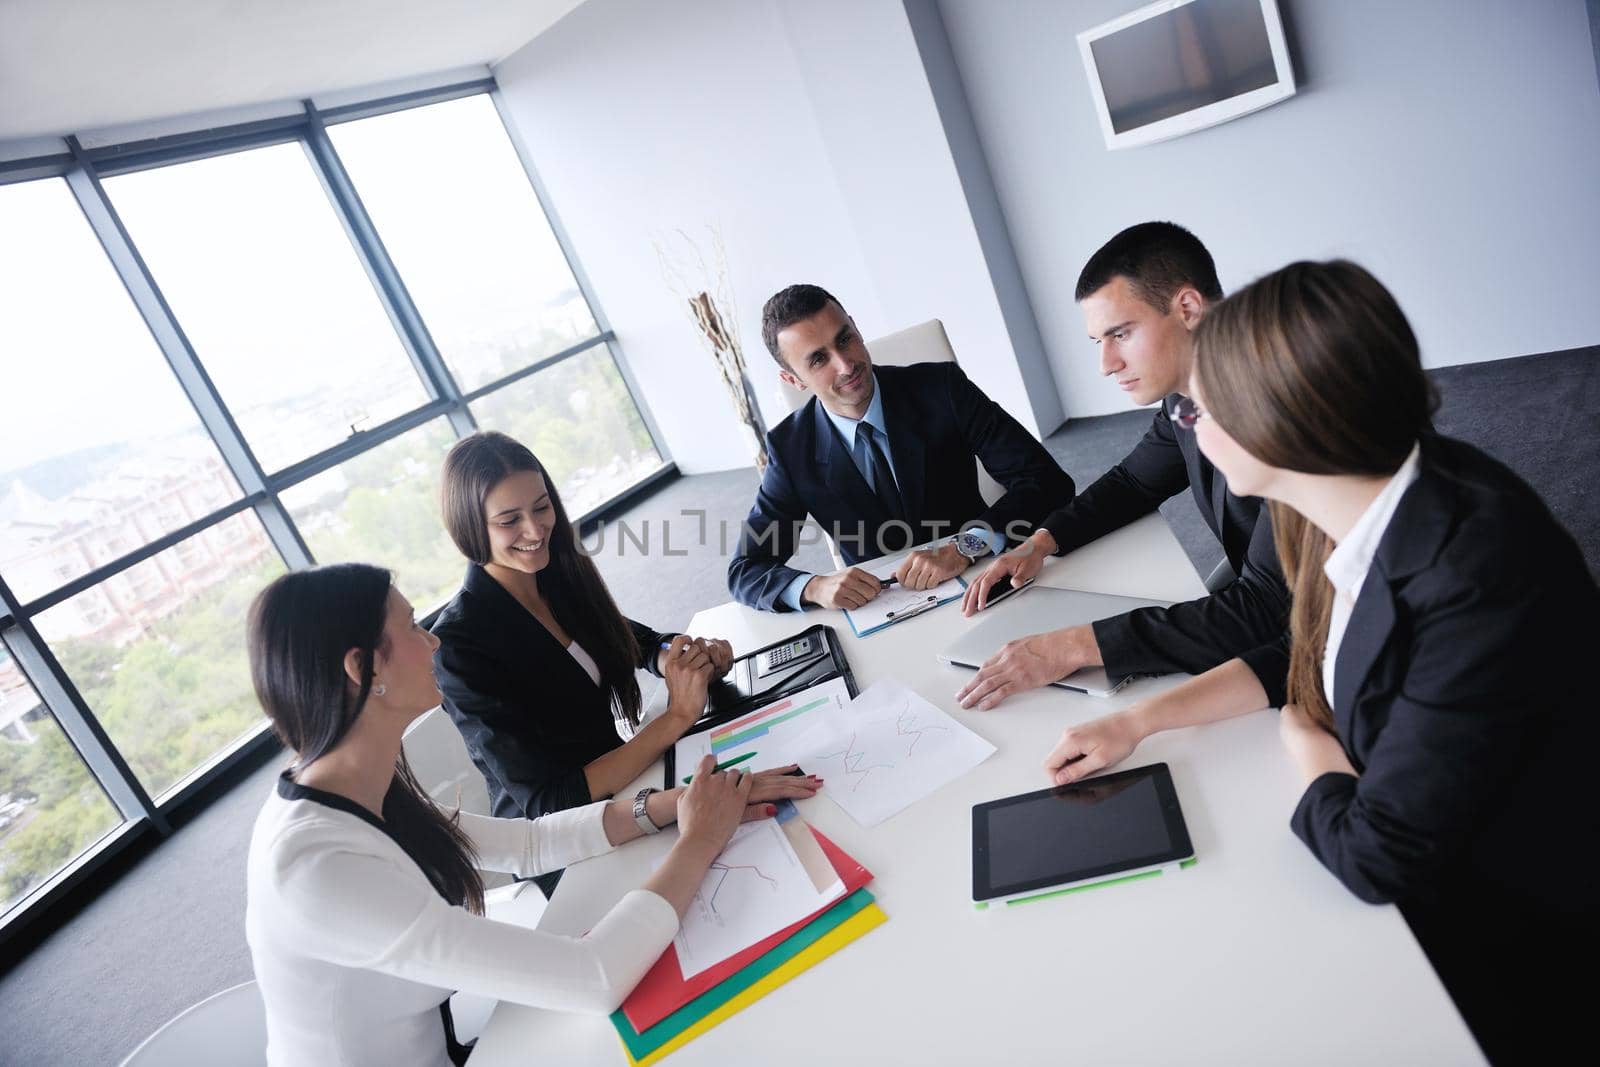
[843,576,967,638]
[663,625,857,787]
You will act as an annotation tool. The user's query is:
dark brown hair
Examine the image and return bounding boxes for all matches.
[760,283,846,367]
[1194,260,1435,726]
[440,431,646,725]
[1076,221,1224,312]
[248,563,485,914]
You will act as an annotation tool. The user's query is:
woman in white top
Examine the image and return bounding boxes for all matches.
[1032,260,1594,1065]
[245,563,822,1067]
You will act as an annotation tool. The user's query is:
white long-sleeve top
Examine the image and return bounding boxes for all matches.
[245,772,678,1067]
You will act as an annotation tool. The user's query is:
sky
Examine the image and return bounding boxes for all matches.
[0,93,588,478]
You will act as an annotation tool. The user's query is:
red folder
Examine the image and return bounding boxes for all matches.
[621,828,872,1032]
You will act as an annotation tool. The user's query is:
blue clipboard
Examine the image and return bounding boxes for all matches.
[844,577,967,638]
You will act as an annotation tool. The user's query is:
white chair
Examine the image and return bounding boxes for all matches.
[402,707,543,910]
[119,980,267,1066]
[777,318,1007,568]
[402,707,551,1043]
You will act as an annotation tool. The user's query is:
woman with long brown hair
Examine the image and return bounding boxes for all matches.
[431,432,817,894]
[245,563,808,1066]
[1035,260,1595,1063]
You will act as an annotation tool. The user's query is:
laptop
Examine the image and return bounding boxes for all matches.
[938,587,1172,697]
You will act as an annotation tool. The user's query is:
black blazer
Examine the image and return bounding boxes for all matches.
[1256,436,1597,1055]
[728,362,1074,611]
[1038,397,1290,701]
[430,564,675,821]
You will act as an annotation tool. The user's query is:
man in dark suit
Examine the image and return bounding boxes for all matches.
[957,222,1290,710]
[728,284,1073,613]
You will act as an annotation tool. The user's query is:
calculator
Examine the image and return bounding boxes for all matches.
[755,633,818,678]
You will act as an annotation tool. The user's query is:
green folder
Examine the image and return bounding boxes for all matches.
[610,887,875,1059]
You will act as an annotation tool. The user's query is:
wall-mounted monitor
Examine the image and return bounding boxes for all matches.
[1078,0,1296,150]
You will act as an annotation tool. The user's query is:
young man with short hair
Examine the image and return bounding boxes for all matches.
[957,222,1289,710]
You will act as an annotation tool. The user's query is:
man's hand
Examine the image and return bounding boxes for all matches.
[1278,703,1357,786]
[803,568,883,610]
[956,624,1099,710]
[962,529,1056,615]
[1042,708,1145,785]
[894,542,969,591]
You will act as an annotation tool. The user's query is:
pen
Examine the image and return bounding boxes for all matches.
[879,575,898,587]
[682,750,757,783]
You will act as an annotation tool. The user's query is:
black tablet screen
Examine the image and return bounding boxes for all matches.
[985,773,1174,887]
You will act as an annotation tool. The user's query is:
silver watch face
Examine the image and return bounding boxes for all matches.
[955,531,987,558]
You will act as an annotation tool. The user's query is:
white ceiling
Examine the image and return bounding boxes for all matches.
[0,0,588,142]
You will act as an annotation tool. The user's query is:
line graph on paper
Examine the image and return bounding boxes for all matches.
[670,819,842,978]
[801,681,995,827]
[702,860,778,922]
[817,708,948,792]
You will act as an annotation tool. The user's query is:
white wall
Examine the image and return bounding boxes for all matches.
[939,0,1600,418]
[493,0,1049,474]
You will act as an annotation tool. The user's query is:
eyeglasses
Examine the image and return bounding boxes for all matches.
[1166,395,1207,430]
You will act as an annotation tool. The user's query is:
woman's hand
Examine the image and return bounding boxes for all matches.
[690,636,734,679]
[1278,704,1357,786]
[661,635,714,722]
[676,755,753,852]
[741,764,823,819]
[1043,708,1146,785]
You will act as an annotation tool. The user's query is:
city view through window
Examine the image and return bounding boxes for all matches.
[0,89,664,920]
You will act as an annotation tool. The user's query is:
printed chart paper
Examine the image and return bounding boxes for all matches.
[669,818,845,978]
[798,679,996,827]
[672,676,853,782]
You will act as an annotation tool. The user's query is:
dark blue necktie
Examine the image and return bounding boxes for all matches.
[857,422,906,524]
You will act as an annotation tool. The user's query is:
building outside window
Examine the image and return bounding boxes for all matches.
[0,82,666,930]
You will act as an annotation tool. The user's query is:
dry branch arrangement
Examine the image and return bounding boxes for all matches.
[656,227,769,471]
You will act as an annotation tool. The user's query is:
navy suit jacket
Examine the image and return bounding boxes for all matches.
[728,362,1073,611]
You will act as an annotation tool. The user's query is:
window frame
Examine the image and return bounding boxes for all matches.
[0,78,672,948]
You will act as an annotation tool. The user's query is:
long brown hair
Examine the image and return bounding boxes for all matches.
[440,431,646,726]
[1194,260,1436,726]
[248,564,485,914]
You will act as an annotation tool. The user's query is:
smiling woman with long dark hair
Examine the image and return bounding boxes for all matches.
[243,563,811,1067]
[430,432,816,895]
[1031,261,1595,1064]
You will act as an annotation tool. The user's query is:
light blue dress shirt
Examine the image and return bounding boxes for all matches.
[778,372,1001,611]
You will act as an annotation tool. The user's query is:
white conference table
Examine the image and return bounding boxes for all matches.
[470,513,1481,1065]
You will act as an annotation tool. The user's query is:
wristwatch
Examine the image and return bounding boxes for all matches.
[951,530,990,562]
[632,787,662,835]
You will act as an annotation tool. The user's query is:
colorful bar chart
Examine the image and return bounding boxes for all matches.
[711,697,830,755]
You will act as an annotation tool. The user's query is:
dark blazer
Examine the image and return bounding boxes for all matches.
[1257,435,1597,1061]
[1038,397,1290,701]
[728,362,1074,611]
[430,564,675,821]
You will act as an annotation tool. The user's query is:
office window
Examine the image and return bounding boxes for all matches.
[0,646,123,918]
[103,143,431,474]
[280,419,463,610]
[328,94,599,394]
[0,178,243,605]
[0,82,666,936]
[32,513,283,801]
[471,345,663,517]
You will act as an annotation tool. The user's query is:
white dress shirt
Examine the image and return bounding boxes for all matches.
[1321,443,1422,709]
[246,774,677,1067]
